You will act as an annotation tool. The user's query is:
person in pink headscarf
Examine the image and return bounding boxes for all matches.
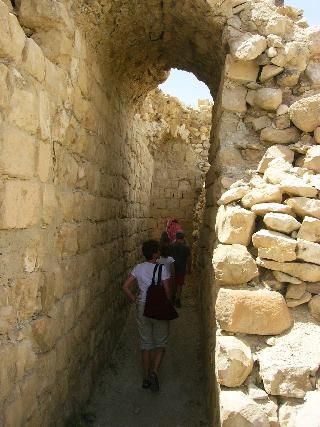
[166,219,183,243]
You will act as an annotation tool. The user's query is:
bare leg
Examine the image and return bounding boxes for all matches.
[152,347,166,375]
[141,350,151,379]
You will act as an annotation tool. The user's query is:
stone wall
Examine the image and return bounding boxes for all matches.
[1,0,320,426]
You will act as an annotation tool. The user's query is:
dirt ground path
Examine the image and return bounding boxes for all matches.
[86,285,208,427]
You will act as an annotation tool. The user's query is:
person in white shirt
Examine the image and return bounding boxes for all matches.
[122,240,171,392]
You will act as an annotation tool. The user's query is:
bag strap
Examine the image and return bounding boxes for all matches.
[151,264,159,285]
[157,264,163,285]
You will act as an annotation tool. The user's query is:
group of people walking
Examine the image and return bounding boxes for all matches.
[122,219,191,392]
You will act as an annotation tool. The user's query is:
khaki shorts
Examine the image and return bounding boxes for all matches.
[136,304,170,351]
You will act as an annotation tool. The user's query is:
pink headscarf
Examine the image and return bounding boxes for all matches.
[166,218,183,243]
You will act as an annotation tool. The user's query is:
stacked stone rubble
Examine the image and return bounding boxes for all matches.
[212,2,320,423]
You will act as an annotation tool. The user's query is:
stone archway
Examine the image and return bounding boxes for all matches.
[1,0,320,425]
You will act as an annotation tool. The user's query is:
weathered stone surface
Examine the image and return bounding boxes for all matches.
[212,244,258,285]
[251,202,294,216]
[216,336,253,387]
[295,391,320,426]
[263,213,300,234]
[260,126,300,145]
[257,145,294,174]
[273,271,302,284]
[276,67,301,86]
[257,258,320,282]
[254,88,282,111]
[242,185,282,208]
[229,33,267,61]
[297,216,320,242]
[314,127,320,144]
[308,28,320,56]
[308,295,320,322]
[225,54,259,82]
[297,239,320,265]
[286,291,312,307]
[220,390,270,427]
[217,186,249,205]
[216,205,256,246]
[216,288,292,335]
[21,38,45,82]
[304,146,320,173]
[305,60,320,85]
[285,197,320,219]
[260,64,283,82]
[252,116,271,132]
[286,283,306,300]
[306,283,320,295]
[252,229,297,262]
[289,94,320,132]
[222,86,247,113]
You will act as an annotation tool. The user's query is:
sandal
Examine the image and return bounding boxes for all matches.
[149,372,159,392]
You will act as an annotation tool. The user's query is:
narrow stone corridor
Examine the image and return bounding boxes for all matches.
[86,284,208,427]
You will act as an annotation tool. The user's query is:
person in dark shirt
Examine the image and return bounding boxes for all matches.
[170,231,191,308]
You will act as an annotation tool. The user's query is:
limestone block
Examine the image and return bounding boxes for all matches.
[222,86,247,113]
[212,244,258,285]
[260,64,283,82]
[259,361,313,398]
[263,213,301,234]
[225,54,259,82]
[280,177,318,198]
[272,271,302,284]
[252,116,272,132]
[305,60,320,86]
[260,127,300,144]
[314,127,320,144]
[31,316,60,352]
[38,142,52,182]
[0,2,11,59]
[55,224,78,257]
[296,391,320,426]
[42,184,57,225]
[297,239,320,265]
[241,185,282,208]
[33,29,73,69]
[21,38,45,82]
[229,33,267,61]
[289,94,320,132]
[308,28,320,56]
[304,146,320,173]
[297,216,320,242]
[257,145,294,173]
[277,104,289,116]
[253,229,296,262]
[265,15,291,37]
[286,291,312,307]
[257,258,320,282]
[251,202,294,216]
[275,115,290,131]
[308,295,320,322]
[0,180,41,229]
[286,283,307,300]
[39,90,51,141]
[0,63,9,108]
[306,283,320,295]
[285,197,320,219]
[217,186,249,205]
[0,3,25,63]
[276,67,300,86]
[12,273,42,320]
[220,390,270,427]
[216,336,253,387]
[0,125,36,179]
[216,288,292,335]
[254,88,282,111]
[216,205,256,246]
[8,87,39,134]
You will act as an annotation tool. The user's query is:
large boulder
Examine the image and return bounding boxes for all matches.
[216,288,292,335]
[289,94,320,132]
[260,127,300,144]
[220,389,270,427]
[286,283,307,300]
[297,239,320,265]
[251,202,294,216]
[285,197,320,219]
[257,145,294,174]
[242,185,282,208]
[216,336,253,387]
[254,88,283,111]
[297,216,320,242]
[212,244,258,285]
[263,213,301,234]
[216,205,256,246]
[308,295,320,322]
[252,229,297,262]
[257,258,320,282]
[229,33,267,61]
[218,186,249,205]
